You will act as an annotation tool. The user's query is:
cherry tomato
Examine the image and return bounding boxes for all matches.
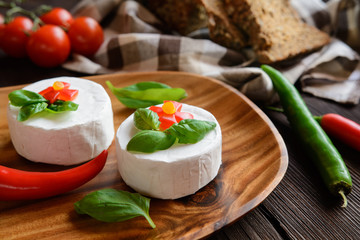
[40,7,74,29]
[1,16,33,58]
[26,25,70,67]
[67,16,103,57]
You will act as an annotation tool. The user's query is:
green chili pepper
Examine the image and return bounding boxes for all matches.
[261,65,352,207]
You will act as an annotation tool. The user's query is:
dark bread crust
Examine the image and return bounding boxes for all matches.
[138,0,330,63]
[139,0,208,35]
[222,0,330,63]
[200,0,249,50]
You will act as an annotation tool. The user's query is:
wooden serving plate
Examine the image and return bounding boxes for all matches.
[0,71,288,239]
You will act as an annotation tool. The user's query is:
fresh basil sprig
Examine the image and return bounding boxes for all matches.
[74,189,156,229]
[106,81,187,109]
[127,109,217,153]
[8,89,78,121]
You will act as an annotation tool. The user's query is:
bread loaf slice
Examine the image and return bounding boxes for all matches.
[139,0,208,35]
[222,0,330,63]
[200,0,249,50]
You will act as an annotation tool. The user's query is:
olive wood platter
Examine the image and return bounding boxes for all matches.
[0,71,288,239]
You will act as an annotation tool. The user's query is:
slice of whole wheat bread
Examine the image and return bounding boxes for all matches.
[138,0,208,35]
[222,0,330,63]
[200,0,249,50]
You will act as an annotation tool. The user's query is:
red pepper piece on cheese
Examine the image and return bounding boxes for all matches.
[39,81,78,104]
[150,101,193,130]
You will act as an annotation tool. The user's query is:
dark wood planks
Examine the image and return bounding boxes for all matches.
[257,95,360,240]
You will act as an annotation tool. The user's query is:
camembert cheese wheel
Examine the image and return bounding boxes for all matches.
[7,77,115,165]
[116,103,222,199]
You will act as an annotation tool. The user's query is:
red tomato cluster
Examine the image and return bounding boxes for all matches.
[0,8,104,67]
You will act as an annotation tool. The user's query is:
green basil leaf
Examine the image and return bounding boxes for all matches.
[9,89,47,107]
[123,81,171,91]
[133,108,160,130]
[106,81,187,109]
[127,130,176,153]
[45,100,79,113]
[117,97,163,109]
[120,88,187,101]
[74,189,156,228]
[166,119,217,144]
[18,102,48,121]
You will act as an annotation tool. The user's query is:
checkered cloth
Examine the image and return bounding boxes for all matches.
[63,0,360,104]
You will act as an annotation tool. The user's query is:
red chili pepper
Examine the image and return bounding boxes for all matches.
[315,113,360,151]
[0,150,108,201]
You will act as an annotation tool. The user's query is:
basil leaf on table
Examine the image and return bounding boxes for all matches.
[166,119,217,144]
[74,189,156,229]
[46,100,79,113]
[8,89,47,107]
[106,81,187,109]
[127,130,176,153]
[18,102,48,121]
[134,108,160,130]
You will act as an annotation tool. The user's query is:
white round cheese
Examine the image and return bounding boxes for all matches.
[7,77,115,165]
[116,104,222,199]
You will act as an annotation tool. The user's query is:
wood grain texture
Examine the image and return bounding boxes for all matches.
[260,97,360,240]
[0,71,288,239]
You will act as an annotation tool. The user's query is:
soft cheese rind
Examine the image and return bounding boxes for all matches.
[7,77,115,165]
[116,104,222,199]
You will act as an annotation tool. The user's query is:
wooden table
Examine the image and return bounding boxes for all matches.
[1,1,359,239]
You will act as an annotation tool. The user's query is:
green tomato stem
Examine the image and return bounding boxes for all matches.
[0,0,44,28]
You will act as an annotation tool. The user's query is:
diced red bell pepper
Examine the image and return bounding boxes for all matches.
[149,101,193,130]
[149,106,164,116]
[38,86,53,96]
[159,114,177,130]
[42,90,60,104]
[175,112,194,122]
[39,82,78,103]
[58,89,79,102]
[62,82,71,89]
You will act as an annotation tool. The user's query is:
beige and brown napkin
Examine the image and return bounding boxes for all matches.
[63,0,360,104]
